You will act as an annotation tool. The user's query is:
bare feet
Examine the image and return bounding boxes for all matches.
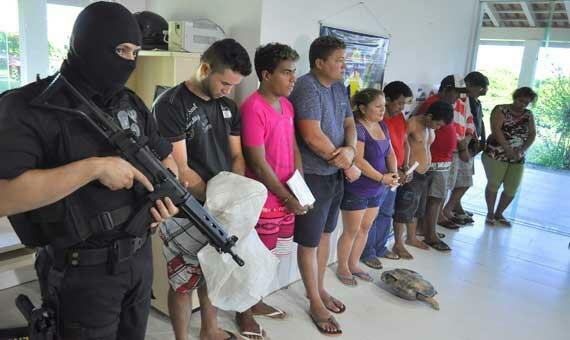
[251,300,287,319]
[236,311,265,340]
[406,238,429,250]
[392,243,413,259]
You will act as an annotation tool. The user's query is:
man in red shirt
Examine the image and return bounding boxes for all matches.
[416,75,464,251]
[361,81,413,268]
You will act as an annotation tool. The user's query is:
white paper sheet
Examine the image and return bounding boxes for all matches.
[286,170,316,206]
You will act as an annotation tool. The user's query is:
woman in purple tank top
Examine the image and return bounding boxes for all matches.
[336,88,400,285]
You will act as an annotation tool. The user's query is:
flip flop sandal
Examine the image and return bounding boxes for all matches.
[496,217,512,227]
[450,216,468,225]
[455,213,474,223]
[336,272,357,286]
[240,325,264,340]
[416,232,446,239]
[454,209,474,217]
[362,258,383,269]
[310,314,342,337]
[382,251,400,260]
[352,271,374,282]
[438,220,460,229]
[253,306,287,320]
[485,217,496,225]
[224,330,239,340]
[324,296,346,314]
[425,239,452,252]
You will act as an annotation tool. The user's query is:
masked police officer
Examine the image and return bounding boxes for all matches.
[0,2,179,339]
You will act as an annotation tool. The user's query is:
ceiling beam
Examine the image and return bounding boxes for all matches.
[482,3,501,27]
[480,27,570,43]
[520,1,536,27]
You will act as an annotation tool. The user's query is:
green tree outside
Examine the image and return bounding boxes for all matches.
[527,72,570,169]
[1,31,67,93]
[0,31,21,92]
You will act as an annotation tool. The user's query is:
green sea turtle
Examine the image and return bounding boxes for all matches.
[380,268,440,310]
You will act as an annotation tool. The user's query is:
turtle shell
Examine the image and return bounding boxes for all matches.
[380,268,437,300]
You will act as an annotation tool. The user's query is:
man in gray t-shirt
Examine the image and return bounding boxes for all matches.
[290,72,352,175]
[288,36,359,336]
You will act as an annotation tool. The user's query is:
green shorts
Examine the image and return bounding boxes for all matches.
[482,153,524,196]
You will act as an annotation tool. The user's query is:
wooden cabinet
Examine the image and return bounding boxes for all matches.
[127,50,201,109]
[127,50,201,315]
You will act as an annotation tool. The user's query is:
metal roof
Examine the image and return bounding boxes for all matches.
[482,1,570,28]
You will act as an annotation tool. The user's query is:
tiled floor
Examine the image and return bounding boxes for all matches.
[147,213,570,339]
[463,157,570,236]
[1,214,569,340]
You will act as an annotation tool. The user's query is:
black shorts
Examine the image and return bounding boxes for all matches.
[294,172,344,247]
[36,240,152,340]
[393,172,428,223]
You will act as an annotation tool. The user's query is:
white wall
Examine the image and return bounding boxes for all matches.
[260,0,480,87]
[146,0,262,102]
[112,0,148,13]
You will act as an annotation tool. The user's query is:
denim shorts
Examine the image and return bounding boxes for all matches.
[340,190,383,211]
[294,172,344,247]
[393,172,428,223]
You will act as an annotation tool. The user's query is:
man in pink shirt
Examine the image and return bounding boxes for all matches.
[240,42,309,340]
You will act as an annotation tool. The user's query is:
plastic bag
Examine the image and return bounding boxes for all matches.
[198,172,280,312]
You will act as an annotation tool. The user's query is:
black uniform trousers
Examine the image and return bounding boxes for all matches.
[35,240,152,340]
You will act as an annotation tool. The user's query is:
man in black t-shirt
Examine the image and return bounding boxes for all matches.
[0,3,179,339]
[153,39,252,340]
[153,71,242,196]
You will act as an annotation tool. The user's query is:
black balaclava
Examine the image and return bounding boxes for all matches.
[64,1,142,99]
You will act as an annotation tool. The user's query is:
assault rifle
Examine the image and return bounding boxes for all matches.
[32,74,244,266]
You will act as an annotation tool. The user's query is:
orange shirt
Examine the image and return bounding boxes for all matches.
[384,112,406,168]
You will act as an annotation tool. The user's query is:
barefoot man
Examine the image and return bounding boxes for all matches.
[392,100,454,259]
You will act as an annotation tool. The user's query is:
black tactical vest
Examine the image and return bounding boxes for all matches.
[3,77,151,249]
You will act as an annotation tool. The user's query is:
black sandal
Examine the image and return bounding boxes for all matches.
[224,330,238,340]
[310,314,342,336]
[362,258,383,269]
[438,220,460,229]
[425,239,452,252]
[324,296,346,314]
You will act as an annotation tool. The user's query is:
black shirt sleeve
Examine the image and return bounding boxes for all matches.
[228,99,241,136]
[0,92,45,179]
[130,94,172,160]
[153,90,187,143]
